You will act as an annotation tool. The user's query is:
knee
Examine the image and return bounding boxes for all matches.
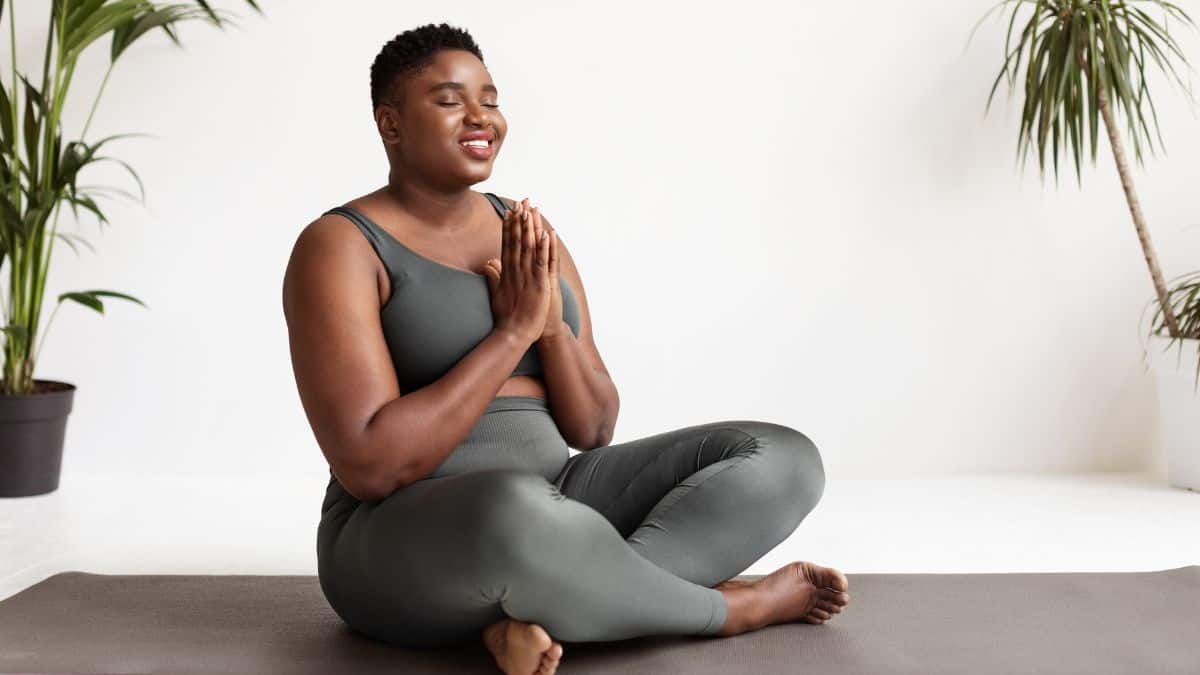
[736,421,826,517]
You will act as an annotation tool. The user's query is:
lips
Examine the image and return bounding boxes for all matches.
[459,138,494,159]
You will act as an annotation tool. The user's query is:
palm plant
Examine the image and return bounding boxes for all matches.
[0,0,262,396]
[970,0,1198,377]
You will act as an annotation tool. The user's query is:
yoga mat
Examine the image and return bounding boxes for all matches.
[1,567,1197,674]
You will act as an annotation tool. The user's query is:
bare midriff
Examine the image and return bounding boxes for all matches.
[498,374,547,400]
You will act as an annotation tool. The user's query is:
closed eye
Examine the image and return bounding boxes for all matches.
[438,102,500,108]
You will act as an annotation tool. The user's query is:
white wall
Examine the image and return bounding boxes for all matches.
[10,0,1198,480]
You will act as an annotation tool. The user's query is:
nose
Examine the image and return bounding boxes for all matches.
[465,103,491,128]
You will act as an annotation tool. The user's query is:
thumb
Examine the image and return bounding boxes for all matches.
[481,258,500,286]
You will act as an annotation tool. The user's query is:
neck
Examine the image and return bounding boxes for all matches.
[382,172,477,232]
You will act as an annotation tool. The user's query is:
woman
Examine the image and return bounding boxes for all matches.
[282,22,850,675]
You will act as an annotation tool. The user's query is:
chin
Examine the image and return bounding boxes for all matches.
[459,166,495,185]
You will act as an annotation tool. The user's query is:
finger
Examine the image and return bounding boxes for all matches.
[536,224,549,278]
[549,230,558,281]
[532,206,546,271]
[520,205,534,281]
[507,202,525,286]
[481,259,498,287]
[500,207,512,287]
[531,205,544,243]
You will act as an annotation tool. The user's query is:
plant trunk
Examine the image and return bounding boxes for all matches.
[1095,82,1181,338]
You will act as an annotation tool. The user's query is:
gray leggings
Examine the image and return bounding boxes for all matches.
[316,395,825,648]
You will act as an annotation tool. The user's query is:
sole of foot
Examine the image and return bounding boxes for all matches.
[717,561,850,635]
[482,618,563,675]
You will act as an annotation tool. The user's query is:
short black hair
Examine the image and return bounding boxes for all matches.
[370,23,485,113]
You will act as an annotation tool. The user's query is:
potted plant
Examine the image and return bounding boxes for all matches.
[972,0,1199,490]
[1140,270,1199,489]
[0,0,263,498]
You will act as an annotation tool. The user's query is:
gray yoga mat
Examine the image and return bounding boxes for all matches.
[0,566,1197,674]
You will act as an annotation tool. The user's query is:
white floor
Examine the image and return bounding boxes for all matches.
[2,469,1198,602]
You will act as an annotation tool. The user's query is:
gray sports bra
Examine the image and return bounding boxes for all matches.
[323,193,581,393]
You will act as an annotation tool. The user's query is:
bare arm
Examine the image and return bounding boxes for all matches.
[283,214,531,503]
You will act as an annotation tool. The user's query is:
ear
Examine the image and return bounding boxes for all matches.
[375,104,403,145]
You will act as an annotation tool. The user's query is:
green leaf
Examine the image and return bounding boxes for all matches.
[58,289,149,314]
[64,0,110,38]
[194,0,220,25]
[58,291,105,314]
[1084,6,1100,164]
[89,154,146,203]
[22,84,39,181]
[86,289,147,308]
[63,2,145,63]
[53,230,96,256]
[112,5,202,62]
[0,77,12,155]
[65,192,108,225]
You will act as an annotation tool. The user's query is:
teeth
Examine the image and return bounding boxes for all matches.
[461,139,489,147]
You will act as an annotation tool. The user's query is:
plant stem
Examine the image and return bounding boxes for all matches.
[80,62,114,142]
[7,0,18,215]
[1096,79,1181,338]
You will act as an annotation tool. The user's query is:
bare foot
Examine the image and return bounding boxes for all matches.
[715,561,850,636]
[482,617,563,675]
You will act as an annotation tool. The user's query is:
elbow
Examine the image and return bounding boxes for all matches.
[333,444,413,503]
[342,464,412,503]
[591,390,618,449]
[577,406,617,451]
[333,460,387,503]
[587,421,615,451]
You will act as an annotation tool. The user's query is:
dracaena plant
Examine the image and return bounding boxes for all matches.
[970,0,1199,386]
[0,0,262,395]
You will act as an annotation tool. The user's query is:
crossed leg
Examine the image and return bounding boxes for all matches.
[316,420,826,650]
[552,419,826,588]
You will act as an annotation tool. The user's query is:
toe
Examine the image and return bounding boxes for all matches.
[825,568,848,593]
[821,588,850,606]
[817,599,842,613]
[807,563,844,593]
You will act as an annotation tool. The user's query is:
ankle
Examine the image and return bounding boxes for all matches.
[717,586,764,636]
[482,617,510,644]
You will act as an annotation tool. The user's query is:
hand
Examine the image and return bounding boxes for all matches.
[527,204,566,341]
[480,198,553,345]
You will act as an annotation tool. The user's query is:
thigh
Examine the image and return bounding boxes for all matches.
[552,420,773,538]
[317,468,566,647]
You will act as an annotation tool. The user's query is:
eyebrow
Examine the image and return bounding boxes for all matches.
[427,81,498,95]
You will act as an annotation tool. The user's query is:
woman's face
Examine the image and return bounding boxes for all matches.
[380,49,507,188]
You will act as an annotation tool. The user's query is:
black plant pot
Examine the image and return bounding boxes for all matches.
[0,379,75,497]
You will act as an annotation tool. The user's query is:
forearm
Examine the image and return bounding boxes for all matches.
[361,327,531,499]
[536,320,618,450]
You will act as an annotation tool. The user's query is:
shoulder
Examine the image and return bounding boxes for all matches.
[292,209,372,258]
[491,193,518,212]
[284,210,381,299]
